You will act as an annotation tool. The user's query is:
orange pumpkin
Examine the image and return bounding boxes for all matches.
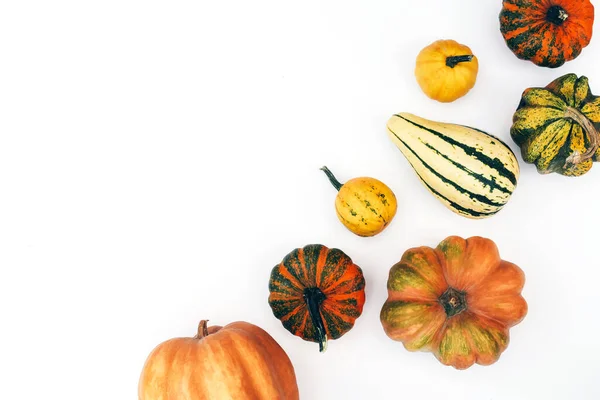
[139,320,299,400]
[268,244,366,352]
[380,236,527,369]
[500,0,595,68]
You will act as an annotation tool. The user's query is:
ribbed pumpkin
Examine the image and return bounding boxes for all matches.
[511,73,600,176]
[380,236,527,370]
[414,39,479,103]
[500,0,595,68]
[268,244,366,352]
[139,320,299,400]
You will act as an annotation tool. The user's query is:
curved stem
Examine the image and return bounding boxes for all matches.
[564,107,599,168]
[446,55,473,68]
[320,166,343,191]
[196,320,209,339]
[303,287,328,352]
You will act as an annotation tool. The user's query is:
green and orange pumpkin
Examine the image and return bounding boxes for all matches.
[268,244,366,352]
[380,236,527,369]
[500,0,595,68]
[511,73,600,176]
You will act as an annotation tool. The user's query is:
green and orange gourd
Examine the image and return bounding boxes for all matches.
[268,244,366,352]
[500,0,594,68]
[380,236,527,369]
[511,73,600,176]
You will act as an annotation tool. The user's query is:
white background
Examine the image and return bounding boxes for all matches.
[1,1,599,399]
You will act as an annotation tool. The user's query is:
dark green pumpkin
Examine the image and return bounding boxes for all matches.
[499,0,594,68]
[268,244,366,352]
[511,74,600,176]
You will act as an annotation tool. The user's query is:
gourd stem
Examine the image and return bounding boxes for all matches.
[320,166,343,191]
[446,55,473,68]
[564,107,599,168]
[303,287,328,353]
[547,5,568,25]
[196,320,209,339]
[439,287,467,317]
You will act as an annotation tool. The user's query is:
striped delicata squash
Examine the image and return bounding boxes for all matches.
[386,113,520,219]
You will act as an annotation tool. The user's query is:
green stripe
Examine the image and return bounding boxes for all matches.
[389,130,506,208]
[396,114,518,185]
[416,173,499,218]
[422,142,512,195]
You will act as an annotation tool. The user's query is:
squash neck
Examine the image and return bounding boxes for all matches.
[564,106,599,168]
[439,287,467,317]
[320,166,343,191]
[446,55,473,68]
[303,287,328,352]
[547,6,569,25]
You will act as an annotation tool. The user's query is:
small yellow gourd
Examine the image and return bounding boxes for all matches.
[415,39,479,103]
[321,166,397,237]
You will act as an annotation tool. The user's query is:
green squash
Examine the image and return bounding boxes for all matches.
[511,74,600,176]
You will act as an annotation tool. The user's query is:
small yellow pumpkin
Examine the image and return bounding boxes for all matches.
[321,166,397,237]
[415,39,479,103]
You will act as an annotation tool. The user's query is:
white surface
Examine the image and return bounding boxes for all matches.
[1,1,599,399]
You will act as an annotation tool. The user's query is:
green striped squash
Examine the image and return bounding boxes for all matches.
[386,113,520,219]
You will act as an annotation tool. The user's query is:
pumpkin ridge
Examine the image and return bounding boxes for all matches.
[320,248,351,290]
[387,261,444,301]
[297,248,309,285]
[506,22,546,59]
[270,265,303,295]
[460,313,509,366]
[323,271,365,295]
[219,331,267,399]
[302,245,323,286]
[281,250,307,289]
[528,119,571,162]
[314,245,328,287]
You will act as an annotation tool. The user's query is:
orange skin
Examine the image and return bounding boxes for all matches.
[415,39,479,103]
[500,0,594,68]
[268,244,366,352]
[380,236,528,370]
[139,321,299,400]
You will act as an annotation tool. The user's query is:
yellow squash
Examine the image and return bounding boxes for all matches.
[321,166,397,237]
[415,39,479,103]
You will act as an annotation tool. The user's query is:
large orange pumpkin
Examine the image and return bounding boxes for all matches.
[380,236,527,369]
[138,320,299,400]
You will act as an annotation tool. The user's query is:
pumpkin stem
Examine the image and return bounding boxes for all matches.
[564,107,599,168]
[439,287,467,317]
[445,55,473,68]
[196,320,210,339]
[547,5,569,25]
[303,287,328,352]
[320,166,343,191]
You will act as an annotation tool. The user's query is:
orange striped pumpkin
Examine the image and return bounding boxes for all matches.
[268,244,366,352]
[138,320,299,400]
[500,0,594,68]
